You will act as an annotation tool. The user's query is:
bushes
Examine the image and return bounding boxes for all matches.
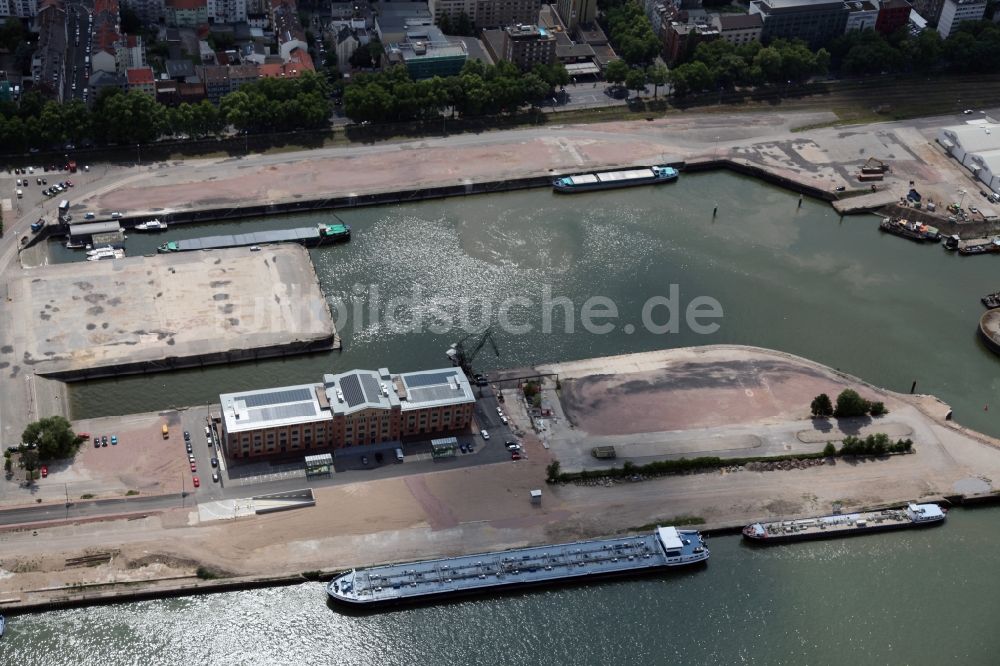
[546,460,561,483]
[811,389,889,419]
[822,442,837,457]
[840,434,912,456]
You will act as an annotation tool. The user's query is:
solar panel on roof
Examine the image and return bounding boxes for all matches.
[340,374,365,407]
[360,374,382,402]
[241,388,313,408]
[252,402,319,423]
[404,370,456,388]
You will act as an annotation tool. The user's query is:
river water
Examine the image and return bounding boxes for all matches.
[26,171,1000,663]
[4,507,1000,665]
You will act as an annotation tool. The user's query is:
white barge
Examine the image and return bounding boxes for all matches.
[743,503,945,544]
[552,165,679,193]
[327,526,709,608]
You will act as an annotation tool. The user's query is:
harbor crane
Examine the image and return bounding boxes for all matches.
[446,327,499,385]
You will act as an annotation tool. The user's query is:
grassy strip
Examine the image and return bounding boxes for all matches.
[552,442,912,484]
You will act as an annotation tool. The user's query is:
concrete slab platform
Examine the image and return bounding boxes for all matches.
[9,244,334,380]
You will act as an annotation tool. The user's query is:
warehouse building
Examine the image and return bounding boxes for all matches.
[937,121,1000,194]
[220,366,475,459]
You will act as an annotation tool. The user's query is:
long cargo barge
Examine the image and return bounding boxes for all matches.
[157,222,350,253]
[327,526,709,608]
[742,503,945,544]
[552,165,678,193]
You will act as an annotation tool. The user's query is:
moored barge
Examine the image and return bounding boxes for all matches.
[327,526,709,608]
[742,503,945,544]
[878,217,940,242]
[157,222,350,253]
[552,165,678,193]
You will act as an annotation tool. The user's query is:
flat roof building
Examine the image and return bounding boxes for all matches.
[750,0,849,48]
[938,122,1000,193]
[221,366,476,459]
[386,37,467,79]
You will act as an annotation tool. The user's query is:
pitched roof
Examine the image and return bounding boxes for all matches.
[127,66,155,84]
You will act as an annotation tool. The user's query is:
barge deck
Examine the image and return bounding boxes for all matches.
[327,526,708,607]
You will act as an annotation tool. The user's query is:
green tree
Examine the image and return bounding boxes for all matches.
[0,17,26,52]
[869,401,887,417]
[822,442,837,457]
[810,393,834,418]
[454,11,474,36]
[646,63,668,97]
[21,416,82,461]
[604,59,629,86]
[546,460,561,482]
[834,389,870,418]
[120,5,141,34]
[625,68,647,95]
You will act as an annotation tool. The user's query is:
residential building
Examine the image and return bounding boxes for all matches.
[220,367,476,460]
[156,78,207,104]
[710,12,763,45]
[207,0,247,24]
[91,0,121,74]
[199,63,230,101]
[556,0,597,32]
[473,0,542,28]
[385,37,467,78]
[910,0,943,21]
[121,0,164,24]
[334,25,359,72]
[937,0,985,37]
[115,34,147,72]
[165,58,197,80]
[845,0,879,30]
[126,65,155,95]
[166,0,208,27]
[272,0,308,61]
[31,0,66,101]
[0,0,37,18]
[496,24,557,70]
[750,0,849,48]
[664,20,718,64]
[428,0,475,26]
[329,0,372,30]
[875,0,912,34]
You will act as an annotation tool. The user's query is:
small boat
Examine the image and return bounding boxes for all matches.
[959,237,1000,255]
[319,222,351,242]
[943,234,960,250]
[879,217,940,242]
[86,244,117,257]
[157,241,179,253]
[135,219,167,232]
[65,239,86,249]
[982,292,1000,309]
[87,248,125,261]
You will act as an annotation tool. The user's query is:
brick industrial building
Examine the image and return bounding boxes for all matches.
[220,366,476,460]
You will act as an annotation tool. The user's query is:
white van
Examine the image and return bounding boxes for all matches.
[395,448,404,462]
[16,189,22,198]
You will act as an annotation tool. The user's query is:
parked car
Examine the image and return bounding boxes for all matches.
[110,435,117,445]
[212,473,219,483]
[192,476,200,488]
[184,431,190,441]
[481,429,490,440]
[190,462,197,472]
[101,435,108,445]
[94,436,100,448]
[41,465,48,478]
[211,458,218,467]
[361,455,369,465]
[505,442,521,451]
[459,443,468,453]
[511,452,522,460]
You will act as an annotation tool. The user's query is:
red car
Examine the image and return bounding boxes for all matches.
[192,476,200,488]
[190,462,197,472]
[511,452,522,461]
[77,432,90,439]
[41,465,48,478]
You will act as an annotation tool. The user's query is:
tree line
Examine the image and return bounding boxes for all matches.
[342,60,570,123]
[0,71,332,153]
[602,0,661,66]
[669,38,831,96]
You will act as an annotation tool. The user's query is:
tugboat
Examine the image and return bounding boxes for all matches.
[135,219,167,232]
[878,217,941,242]
[982,292,1000,309]
[943,234,960,251]
[157,241,179,253]
[319,222,351,242]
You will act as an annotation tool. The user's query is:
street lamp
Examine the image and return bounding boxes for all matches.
[959,189,967,209]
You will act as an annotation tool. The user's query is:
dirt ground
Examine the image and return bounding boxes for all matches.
[3,346,1000,608]
[559,357,863,435]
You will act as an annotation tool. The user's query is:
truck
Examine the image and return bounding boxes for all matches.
[161,424,169,439]
[30,219,45,233]
[591,446,617,460]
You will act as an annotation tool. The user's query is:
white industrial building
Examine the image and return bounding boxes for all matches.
[937,121,1000,193]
